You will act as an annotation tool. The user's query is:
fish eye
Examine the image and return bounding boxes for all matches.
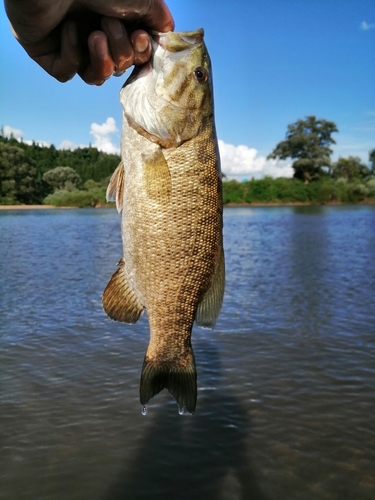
[193,67,208,84]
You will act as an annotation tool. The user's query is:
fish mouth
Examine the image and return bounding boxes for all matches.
[150,28,204,51]
[123,28,205,88]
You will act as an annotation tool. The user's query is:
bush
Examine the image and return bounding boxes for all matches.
[44,187,108,207]
[346,183,368,202]
[366,178,375,197]
[316,182,337,204]
[41,175,375,208]
[222,180,247,204]
[272,178,308,202]
[0,195,18,205]
[244,177,275,203]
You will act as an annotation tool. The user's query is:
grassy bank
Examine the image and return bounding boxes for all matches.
[44,177,375,208]
[222,177,375,205]
[1,177,375,208]
[43,186,110,208]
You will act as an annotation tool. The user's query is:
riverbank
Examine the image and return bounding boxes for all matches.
[1,199,375,210]
[224,199,375,207]
[0,205,71,210]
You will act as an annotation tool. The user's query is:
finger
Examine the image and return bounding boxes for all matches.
[49,20,81,82]
[100,17,134,73]
[142,0,175,32]
[130,30,152,66]
[80,31,115,86]
[20,20,81,83]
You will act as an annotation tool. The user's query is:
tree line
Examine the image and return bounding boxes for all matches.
[1,116,374,206]
[223,176,375,205]
[0,133,120,205]
[222,115,375,205]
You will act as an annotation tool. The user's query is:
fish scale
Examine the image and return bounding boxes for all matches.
[103,29,225,414]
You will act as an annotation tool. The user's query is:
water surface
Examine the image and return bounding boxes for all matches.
[1,206,374,499]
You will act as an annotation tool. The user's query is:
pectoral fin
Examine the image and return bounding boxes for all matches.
[195,247,225,328]
[106,161,125,213]
[142,146,172,203]
[102,258,143,323]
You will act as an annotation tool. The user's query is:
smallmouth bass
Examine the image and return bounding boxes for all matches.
[103,29,224,414]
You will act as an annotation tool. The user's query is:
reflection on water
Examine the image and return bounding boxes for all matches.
[0,206,374,500]
[106,340,267,500]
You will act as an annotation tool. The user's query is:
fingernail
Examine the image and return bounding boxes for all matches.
[134,34,150,54]
[108,19,124,40]
[113,69,126,77]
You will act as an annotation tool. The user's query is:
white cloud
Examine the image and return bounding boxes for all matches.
[218,139,293,180]
[24,139,51,147]
[2,125,51,147]
[89,117,120,154]
[3,119,121,154]
[360,21,375,31]
[2,125,24,140]
[58,139,87,150]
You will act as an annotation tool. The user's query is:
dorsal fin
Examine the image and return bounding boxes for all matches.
[106,161,125,213]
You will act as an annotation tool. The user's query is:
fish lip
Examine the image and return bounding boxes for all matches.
[149,29,204,49]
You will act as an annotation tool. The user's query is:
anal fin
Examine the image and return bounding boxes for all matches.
[195,247,225,328]
[102,258,143,323]
[140,348,197,414]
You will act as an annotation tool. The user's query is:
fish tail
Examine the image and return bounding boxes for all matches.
[140,348,197,414]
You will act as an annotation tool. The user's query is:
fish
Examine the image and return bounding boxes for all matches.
[102,28,224,414]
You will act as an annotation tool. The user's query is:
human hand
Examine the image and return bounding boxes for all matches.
[4,0,174,85]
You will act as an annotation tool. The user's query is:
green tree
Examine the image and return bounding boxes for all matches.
[43,166,81,191]
[267,116,338,183]
[0,142,41,204]
[369,148,375,174]
[332,156,370,180]
[0,134,122,204]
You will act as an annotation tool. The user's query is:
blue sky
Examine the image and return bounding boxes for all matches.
[1,0,374,179]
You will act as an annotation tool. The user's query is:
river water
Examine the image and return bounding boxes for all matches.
[0,206,374,500]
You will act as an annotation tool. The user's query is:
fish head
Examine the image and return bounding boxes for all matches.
[120,28,214,147]
[152,29,212,113]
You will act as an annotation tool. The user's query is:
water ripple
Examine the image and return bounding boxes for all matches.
[1,206,375,499]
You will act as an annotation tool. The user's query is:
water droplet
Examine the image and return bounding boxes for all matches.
[142,405,148,416]
[178,406,185,415]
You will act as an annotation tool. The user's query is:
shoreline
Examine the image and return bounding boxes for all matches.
[0,204,115,210]
[1,200,375,210]
[0,205,74,210]
[224,199,375,207]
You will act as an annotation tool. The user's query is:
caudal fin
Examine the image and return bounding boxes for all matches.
[140,349,197,414]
